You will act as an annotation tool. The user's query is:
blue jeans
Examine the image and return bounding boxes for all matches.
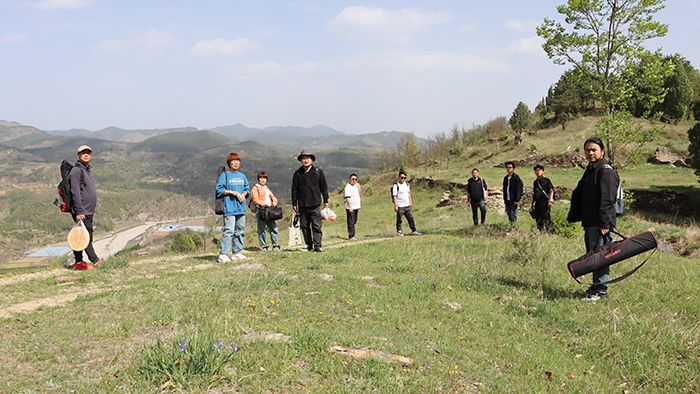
[256,210,279,248]
[584,226,613,290]
[221,214,245,255]
[505,201,518,223]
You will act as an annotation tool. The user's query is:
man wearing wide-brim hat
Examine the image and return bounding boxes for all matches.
[291,149,329,252]
[69,145,103,268]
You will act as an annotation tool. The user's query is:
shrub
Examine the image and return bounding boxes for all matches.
[139,334,238,388]
[550,204,579,238]
[102,255,129,270]
[171,232,196,253]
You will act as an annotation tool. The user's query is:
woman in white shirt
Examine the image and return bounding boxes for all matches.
[344,173,361,240]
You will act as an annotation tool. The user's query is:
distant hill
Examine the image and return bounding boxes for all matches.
[310,131,426,149]
[136,131,235,154]
[46,126,200,143]
[0,120,54,148]
[210,124,343,143]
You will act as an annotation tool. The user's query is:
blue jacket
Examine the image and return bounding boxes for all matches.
[215,171,250,216]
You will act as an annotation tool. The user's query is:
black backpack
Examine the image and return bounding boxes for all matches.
[215,165,227,215]
[53,160,75,213]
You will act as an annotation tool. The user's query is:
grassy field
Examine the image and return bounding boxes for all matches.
[0,175,698,392]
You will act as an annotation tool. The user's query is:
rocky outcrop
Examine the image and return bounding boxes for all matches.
[649,147,690,167]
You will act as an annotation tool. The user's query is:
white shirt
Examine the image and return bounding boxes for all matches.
[392,182,411,208]
[344,183,361,210]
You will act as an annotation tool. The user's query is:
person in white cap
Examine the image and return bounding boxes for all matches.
[69,145,103,268]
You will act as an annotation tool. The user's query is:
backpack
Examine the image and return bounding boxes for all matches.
[602,164,624,216]
[53,160,75,213]
[214,165,226,215]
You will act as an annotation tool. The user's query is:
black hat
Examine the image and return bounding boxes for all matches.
[297,149,315,161]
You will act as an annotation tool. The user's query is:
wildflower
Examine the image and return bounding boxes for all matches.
[215,339,224,352]
[231,342,239,353]
[178,338,188,353]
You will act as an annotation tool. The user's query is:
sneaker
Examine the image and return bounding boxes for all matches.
[233,253,247,260]
[217,254,232,264]
[93,259,104,268]
[313,247,325,253]
[411,231,422,236]
[349,236,358,241]
[397,231,404,237]
[73,261,94,271]
[581,287,607,302]
[272,245,281,251]
[262,246,270,252]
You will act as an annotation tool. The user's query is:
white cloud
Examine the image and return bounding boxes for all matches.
[98,30,175,51]
[506,36,544,56]
[189,38,259,56]
[348,50,511,73]
[504,19,540,33]
[0,33,29,46]
[30,0,92,11]
[329,6,451,45]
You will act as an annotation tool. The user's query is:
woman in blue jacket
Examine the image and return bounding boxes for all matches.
[216,152,250,263]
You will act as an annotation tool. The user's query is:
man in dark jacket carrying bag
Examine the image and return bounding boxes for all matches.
[568,137,620,302]
[291,149,329,252]
[502,161,524,223]
[70,145,103,268]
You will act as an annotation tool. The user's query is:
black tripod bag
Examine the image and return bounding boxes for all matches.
[567,231,658,284]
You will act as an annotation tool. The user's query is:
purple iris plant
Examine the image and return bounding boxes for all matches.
[178,339,188,352]
[215,339,224,352]
[231,342,239,353]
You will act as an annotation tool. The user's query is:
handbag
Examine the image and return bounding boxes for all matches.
[288,213,303,248]
[262,206,283,221]
[214,166,227,215]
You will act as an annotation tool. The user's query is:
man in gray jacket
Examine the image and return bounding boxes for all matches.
[69,145,102,268]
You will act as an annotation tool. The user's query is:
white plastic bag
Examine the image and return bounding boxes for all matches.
[288,213,303,248]
[321,207,337,221]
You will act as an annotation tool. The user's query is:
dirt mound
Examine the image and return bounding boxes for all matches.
[648,147,690,167]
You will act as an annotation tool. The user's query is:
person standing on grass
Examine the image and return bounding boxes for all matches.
[392,170,421,236]
[69,145,103,270]
[291,149,328,253]
[344,173,361,240]
[251,171,280,252]
[531,164,554,233]
[466,168,488,225]
[216,152,250,263]
[567,137,620,302]
[502,161,524,224]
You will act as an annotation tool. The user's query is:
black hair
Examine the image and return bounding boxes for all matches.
[533,164,544,170]
[505,161,515,168]
[349,173,358,179]
[471,168,479,173]
[584,137,605,150]
[399,170,407,177]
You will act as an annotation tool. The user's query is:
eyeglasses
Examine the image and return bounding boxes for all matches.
[350,178,357,181]
[400,176,407,179]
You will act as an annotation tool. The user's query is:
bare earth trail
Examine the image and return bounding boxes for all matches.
[0,234,395,319]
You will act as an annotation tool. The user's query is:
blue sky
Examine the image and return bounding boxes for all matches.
[1,0,698,137]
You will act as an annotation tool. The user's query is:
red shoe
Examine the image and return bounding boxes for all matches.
[73,261,94,270]
[93,259,104,268]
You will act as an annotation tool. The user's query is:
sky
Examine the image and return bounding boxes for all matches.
[1,0,699,137]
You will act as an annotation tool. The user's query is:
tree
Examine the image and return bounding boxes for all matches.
[624,50,673,118]
[689,123,700,181]
[660,55,695,122]
[537,0,668,114]
[509,102,532,144]
[546,69,597,123]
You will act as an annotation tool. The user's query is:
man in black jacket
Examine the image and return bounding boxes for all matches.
[568,137,620,302]
[502,161,523,223]
[69,145,103,268]
[291,149,329,252]
[466,168,488,225]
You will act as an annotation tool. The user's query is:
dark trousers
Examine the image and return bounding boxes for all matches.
[534,202,553,232]
[396,207,416,233]
[346,209,359,238]
[299,205,323,250]
[471,200,486,225]
[71,214,99,263]
[505,201,518,223]
[584,227,613,291]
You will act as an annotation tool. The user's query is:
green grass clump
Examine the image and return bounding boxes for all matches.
[139,334,238,388]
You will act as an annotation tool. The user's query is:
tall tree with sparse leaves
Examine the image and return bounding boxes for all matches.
[537,0,668,114]
[509,101,532,144]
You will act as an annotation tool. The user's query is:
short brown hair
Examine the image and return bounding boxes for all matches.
[257,171,268,180]
[227,152,241,164]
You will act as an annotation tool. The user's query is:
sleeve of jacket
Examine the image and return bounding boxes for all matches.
[291,171,299,207]
[215,172,227,198]
[515,175,524,201]
[598,167,618,228]
[251,185,262,206]
[243,174,250,195]
[69,167,84,215]
[319,169,329,204]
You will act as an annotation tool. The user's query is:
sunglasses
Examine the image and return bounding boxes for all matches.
[400,176,407,179]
